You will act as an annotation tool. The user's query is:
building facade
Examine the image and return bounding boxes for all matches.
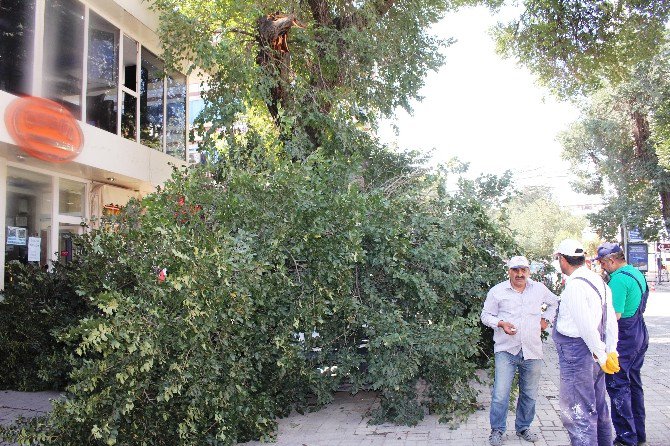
[0,0,192,288]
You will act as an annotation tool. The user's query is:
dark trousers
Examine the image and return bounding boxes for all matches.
[606,313,649,445]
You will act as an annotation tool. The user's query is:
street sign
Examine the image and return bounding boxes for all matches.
[627,243,648,272]
[658,242,670,251]
[628,228,643,242]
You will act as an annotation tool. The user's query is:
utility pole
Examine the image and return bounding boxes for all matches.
[621,216,628,257]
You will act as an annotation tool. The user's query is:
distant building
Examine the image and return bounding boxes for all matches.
[0,0,198,287]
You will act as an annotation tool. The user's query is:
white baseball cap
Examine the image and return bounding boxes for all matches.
[555,239,586,257]
[507,255,530,269]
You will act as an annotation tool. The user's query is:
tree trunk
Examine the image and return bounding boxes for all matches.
[631,109,652,159]
[660,190,670,235]
[256,13,301,122]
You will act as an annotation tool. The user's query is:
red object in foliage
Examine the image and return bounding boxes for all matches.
[174,196,204,224]
[157,268,167,283]
[5,97,84,163]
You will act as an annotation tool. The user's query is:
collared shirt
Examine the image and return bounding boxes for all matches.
[481,278,559,360]
[608,264,644,318]
[555,265,618,365]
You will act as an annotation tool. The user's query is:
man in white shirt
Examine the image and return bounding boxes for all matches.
[553,239,620,446]
[481,256,559,446]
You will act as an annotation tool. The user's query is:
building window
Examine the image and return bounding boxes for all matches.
[2,1,189,160]
[86,11,119,134]
[121,34,139,142]
[140,48,164,149]
[166,71,187,159]
[59,178,85,218]
[0,0,35,96]
[43,0,85,118]
[5,168,52,270]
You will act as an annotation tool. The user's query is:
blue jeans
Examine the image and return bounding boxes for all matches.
[490,350,542,433]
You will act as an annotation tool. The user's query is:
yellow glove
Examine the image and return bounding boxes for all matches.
[600,352,620,374]
[606,352,620,372]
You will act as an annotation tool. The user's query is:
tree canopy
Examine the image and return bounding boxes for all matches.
[152,0,507,162]
[558,44,670,239]
[496,1,670,238]
[505,186,586,259]
[494,0,670,99]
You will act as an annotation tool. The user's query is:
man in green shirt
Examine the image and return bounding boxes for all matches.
[596,242,649,446]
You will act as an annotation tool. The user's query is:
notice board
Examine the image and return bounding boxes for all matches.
[627,243,648,272]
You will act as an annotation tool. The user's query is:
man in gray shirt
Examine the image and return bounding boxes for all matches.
[481,256,559,445]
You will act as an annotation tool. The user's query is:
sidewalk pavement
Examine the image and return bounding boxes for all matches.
[3,291,670,446]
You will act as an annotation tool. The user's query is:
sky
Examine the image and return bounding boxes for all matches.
[377,6,600,209]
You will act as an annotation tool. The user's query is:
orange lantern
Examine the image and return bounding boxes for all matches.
[4,97,84,163]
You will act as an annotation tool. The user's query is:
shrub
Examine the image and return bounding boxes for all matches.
[0,262,91,391]
[2,153,516,445]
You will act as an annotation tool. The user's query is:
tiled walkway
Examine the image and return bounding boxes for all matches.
[3,292,670,446]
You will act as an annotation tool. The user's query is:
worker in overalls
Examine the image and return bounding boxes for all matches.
[595,242,649,446]
[553,239,620,446]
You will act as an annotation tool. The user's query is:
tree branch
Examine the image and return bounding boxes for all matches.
[308,0,332,25]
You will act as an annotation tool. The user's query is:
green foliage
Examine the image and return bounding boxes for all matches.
[150,0,500,162]
[0,262,92,391]
[505,187,586,260]
[558,77,669,239]
[494,0,670,98]
[1,153,516,445]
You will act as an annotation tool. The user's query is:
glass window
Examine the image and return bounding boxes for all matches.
[189,98,204,126]
[140,48,164,149]
[86,11,119,134]
[122,35,137,92]
[0,0,35,96]
[121,91,137,141]
[166,71,186,159]
[59,178,85,218]
[58,223,81,264]
[43,0,85,118]
[5,168,52,270]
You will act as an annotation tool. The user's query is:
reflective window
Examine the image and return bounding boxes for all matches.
[5,168,52,269]
[43,0,85,118]
[140,48,164,149]
[189,98,204,126]
[86,11,119,134]
[121,91,137,141]
[0,0,35,96]
[59,178,85,218]
[122,35,137,92]
[166,71,186,159]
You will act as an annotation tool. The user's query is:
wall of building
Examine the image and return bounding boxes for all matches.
[0,0,193,288]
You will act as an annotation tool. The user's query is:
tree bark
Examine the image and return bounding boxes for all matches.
[659,189,670,236]
[256,13,302,122]
[631,109,652,159]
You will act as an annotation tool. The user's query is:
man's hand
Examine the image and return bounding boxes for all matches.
[600,352,621,374]
[497,321,517,335]
[540,318,550,331]
[606,352,620,372]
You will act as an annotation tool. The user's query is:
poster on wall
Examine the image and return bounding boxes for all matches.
[7,226,27,245]
[27,237,41,262]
